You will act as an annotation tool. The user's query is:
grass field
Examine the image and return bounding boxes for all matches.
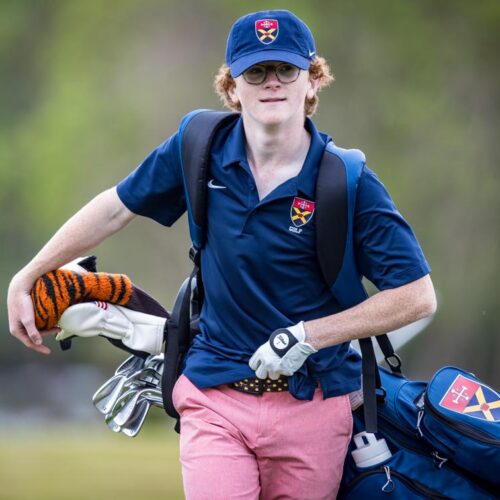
[0,423,184,500]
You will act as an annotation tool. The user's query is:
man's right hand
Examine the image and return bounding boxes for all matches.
[7,187,136,355]
[7,274,54,355]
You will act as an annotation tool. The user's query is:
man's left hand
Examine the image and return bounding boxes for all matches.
[249,322,317,380]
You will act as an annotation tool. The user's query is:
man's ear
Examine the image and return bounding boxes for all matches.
[307,76,320,100]
[228,83,240,106]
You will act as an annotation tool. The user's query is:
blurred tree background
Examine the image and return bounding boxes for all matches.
[0,0,498,496]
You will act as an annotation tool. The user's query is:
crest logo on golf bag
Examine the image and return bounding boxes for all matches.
[290,197,315,227]
[255,19,278,44]
[439,374,500,422]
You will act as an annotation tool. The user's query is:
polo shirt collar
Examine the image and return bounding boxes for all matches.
[221,116,330,200]
[221,117,247,169]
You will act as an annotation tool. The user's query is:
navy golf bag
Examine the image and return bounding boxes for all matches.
[339,366,500,499]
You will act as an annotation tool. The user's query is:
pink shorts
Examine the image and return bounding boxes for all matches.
[173,374,353,500]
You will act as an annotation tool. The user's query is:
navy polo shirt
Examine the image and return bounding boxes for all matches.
[117,115,430,400]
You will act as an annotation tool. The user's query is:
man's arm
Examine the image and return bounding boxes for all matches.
[249,275,436,380]
[303,274,437,350]
[250,166,437,379]
[7,187,136,355]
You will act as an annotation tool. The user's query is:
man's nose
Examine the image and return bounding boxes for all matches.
[263,68,281,87]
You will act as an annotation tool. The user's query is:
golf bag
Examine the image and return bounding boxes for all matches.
[338,366,500,498]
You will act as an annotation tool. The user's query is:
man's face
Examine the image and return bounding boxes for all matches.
[229,61,319,127]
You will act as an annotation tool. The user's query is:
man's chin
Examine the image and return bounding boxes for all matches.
[255,110,289,126]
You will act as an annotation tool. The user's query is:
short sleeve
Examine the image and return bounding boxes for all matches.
[354,166,430,290]
[116,132,186,227]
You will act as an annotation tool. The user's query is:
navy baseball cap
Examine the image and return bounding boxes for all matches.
[226,10,317,77]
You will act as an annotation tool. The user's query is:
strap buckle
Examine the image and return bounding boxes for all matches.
[384,353,402,372]
[189,246,200,266]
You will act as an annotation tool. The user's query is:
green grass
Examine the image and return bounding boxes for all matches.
[0,423,184,500]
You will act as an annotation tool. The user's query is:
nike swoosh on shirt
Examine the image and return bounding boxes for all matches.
[208,179,227,189]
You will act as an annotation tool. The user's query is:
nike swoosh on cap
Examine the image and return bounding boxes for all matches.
[208,179,227,189]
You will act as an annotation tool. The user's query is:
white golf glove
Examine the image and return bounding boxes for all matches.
[249,322,317,380]
[56,302,166,354]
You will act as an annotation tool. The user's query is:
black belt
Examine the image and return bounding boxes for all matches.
[229,376,289,395]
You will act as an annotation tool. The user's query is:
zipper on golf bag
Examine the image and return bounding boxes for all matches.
[377,410,495,491]
[341,435,496,500]
[419,392,500,445]
[412,367,500,487]
[378,413,437,459]
[343,466,450,499]
[378,412,497,495]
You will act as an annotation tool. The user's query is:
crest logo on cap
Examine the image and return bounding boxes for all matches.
[290,197,315,227]
[255,19,279,45]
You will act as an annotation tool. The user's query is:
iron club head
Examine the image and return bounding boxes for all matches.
[120,400,151,437]
[92,374,128,415]
[144,354,164,373]
[115,355,146,376]
[112,388,163,427]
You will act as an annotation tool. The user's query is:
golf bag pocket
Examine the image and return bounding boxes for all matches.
[339,447,494,499]
[340,468,441,499]
[417,366,500,485]
[339,367,498,499]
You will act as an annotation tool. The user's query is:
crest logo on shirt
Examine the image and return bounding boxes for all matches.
[439,374,500,422]
[255,19,278,45]
[290,197,315,228]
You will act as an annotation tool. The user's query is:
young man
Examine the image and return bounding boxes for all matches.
[8,10,436,499]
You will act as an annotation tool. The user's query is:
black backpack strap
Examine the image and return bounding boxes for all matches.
[315,145,348,288]
[181,110,240,249]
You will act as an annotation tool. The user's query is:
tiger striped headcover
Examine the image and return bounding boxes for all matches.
[31,267,133,330]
